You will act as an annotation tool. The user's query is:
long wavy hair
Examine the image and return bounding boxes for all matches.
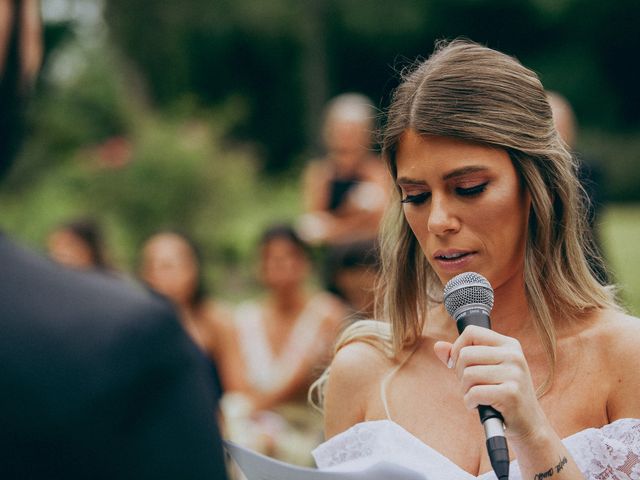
[310,39,616,409]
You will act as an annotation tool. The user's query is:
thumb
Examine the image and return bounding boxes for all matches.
[433,341,453,368]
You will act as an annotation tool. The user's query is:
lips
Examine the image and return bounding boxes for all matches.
[431,250,477,273]
[433,250,475,261]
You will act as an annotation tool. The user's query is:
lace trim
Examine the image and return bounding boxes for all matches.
[566,418,640,479]
[313,418,640,480]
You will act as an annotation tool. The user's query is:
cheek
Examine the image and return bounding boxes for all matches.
[402,206,424,234]
[401,209,437,274]
[479,187,529,254]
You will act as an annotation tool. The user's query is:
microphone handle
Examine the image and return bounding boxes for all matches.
[456,309,510,479]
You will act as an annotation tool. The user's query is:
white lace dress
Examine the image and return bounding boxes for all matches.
[312,418,640,479]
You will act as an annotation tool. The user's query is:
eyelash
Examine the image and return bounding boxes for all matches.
[456,182,488,197]
[401,182,489,205]
[401,192,430,205]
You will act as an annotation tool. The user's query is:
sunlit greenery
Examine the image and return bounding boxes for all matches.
[2,1,639,309]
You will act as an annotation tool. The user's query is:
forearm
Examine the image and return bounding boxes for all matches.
[511,427,584,480]
[249,369,314,412]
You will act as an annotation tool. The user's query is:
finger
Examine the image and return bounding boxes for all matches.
[456,345,507,369]
[433,341,453,368]
[463,382,518,412]
[450,326,517,367]
[459,364,504,394]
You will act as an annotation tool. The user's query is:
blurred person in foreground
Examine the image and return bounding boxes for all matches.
[547,91,609,284]
[0,2,228,479]
[297,93,390,246]
[139,230,229,399]
[310,40,640,480]
[47,217,111,270]
[216,225,347,466]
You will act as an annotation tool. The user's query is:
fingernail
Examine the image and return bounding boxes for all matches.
[447,356,454,369]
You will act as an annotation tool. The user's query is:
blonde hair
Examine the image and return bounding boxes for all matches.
[310,39,616,410]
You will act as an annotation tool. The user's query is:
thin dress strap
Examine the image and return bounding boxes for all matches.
[380,344,420,421]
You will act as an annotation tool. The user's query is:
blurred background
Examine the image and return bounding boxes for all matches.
[2,0,639,312]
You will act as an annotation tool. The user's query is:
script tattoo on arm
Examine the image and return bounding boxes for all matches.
[533,456,568,480]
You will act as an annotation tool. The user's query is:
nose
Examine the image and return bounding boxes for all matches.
[427,194,460,235]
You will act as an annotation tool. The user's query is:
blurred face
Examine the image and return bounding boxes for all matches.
[260,237,309,291]
[47,229,95,269]
[324,120,371,173]
[140,234,199,307]
[396,131,530,291]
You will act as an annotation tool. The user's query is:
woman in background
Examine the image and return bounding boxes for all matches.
[217,224,347,466]
[47,217,110,270]
[298,93,389,246]
[139,230,228,398]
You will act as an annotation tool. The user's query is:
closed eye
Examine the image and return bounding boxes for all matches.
[456,182,488,197]
[401,192,430,205]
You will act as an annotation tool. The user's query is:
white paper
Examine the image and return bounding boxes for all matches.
[224,441,427,480]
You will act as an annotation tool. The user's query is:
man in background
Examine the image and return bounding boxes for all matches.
[0,2,228,478]
[547,91,609,284]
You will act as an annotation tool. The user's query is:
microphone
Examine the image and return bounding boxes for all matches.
[443,272,510,480]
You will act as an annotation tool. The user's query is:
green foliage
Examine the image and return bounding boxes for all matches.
[0,40,302,297]
[601,205,640,315]
[103,0,640,174]
[4,2,640,304]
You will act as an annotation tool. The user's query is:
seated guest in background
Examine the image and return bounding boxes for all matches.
[0,2,228,478]
[139,230,228,398]
[311,40,640,480]
[217,224,347,466]
[298,93,390,246]
[47,217,111,270]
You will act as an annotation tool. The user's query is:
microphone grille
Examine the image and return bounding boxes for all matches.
[443,272,494,318]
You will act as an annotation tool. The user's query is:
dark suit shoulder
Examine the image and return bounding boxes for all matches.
[0,236,226,479]
[0,235,185,423]
[0,234,176,333]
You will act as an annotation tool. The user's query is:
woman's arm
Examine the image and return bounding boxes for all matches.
[435,326,586,480]
[323,341,384,438]
[206,308,251,393]
[302,160,331,212]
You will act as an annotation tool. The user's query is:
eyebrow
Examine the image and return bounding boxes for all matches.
[396,165,489,185]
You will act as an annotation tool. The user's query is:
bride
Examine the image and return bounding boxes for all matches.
[311,40,640,480]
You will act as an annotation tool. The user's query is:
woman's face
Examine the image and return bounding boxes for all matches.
[395,131,530,291]
[47,229,95,269]
[260,237,309,291]
[140,234,199,307]
[324,120,371,173]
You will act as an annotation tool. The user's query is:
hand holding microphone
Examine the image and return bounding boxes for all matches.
[440,272,510,480]
[437,271,554,480]
[435,272,550,480]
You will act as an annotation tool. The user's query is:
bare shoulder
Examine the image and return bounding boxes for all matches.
[200,300,234,331]
[198,300,239,353]
[329,339,391,386]
[585,309,640,420]
[323,338,393,438]
[585,308,640,358]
